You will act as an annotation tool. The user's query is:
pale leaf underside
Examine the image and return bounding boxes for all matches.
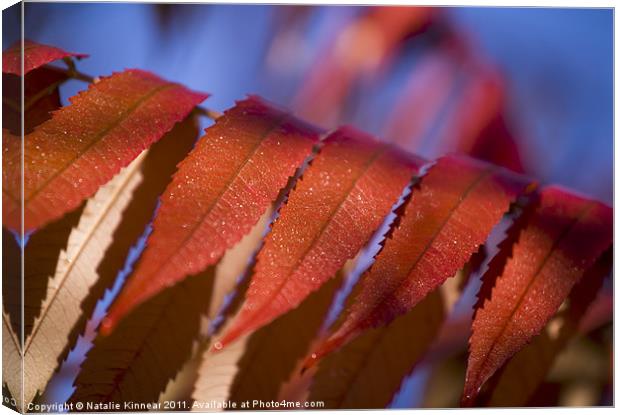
[158,209,272,404]
[73,207,272,405]
[2,312,22,411]
[22,153,146,405]
[192,273,343,406]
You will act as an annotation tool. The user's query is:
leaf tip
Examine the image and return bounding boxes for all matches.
[302,332,348,370]
[460,391,477,408]
[300,352,319,374]
[99,316,115,337]
[212,326,242,352]
[460,375,485,407]
[100,289,138,336]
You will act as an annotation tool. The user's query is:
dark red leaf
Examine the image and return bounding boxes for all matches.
[463,186,613,405]
[3,67,69,134]
[435,66,524,172]
[480,249,612,407]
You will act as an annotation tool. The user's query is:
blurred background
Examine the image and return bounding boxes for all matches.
[2,3,613,204]
[2,1,613,409]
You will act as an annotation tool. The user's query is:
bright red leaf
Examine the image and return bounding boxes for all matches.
[3,39,87,76]
[216,126,424,348]
[2,69,207,232]
[463,186,613,405]
[306,155,534,365]
[101,96,319,335]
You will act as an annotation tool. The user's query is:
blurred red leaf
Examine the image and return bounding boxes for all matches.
[3,39,87,75]
[2,69,207,232]
[383,50,458,150]
[101,96,319,335]
[463,186,613,405]
[578,283,612,334]
[435,66,524,172]
[306,155,533,365]
[217,126,424,348]
[293,7,435,126]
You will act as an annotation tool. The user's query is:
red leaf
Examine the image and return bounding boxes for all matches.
[216,127,424,348]
[293,7,435,126]
[469,113,524,174]
[473,202,536,318]
[463,186,613,405]
[578,283,612,334]
[306,155,533,365]
[101,96,319,335]
[383,50,458,150]
[435,66,524,172]
[3,39,88,75]
[442,68,502,151]
[480,249,611,407]
[2,69,207,232]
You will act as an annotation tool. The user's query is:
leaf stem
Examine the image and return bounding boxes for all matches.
[193,106,223,120]
[63,57,96,83]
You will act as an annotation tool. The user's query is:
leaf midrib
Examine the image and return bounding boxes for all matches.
[24,82,173,203]
[3,311,22,354]
[341,166,496,340]
[130,111,291,292]
[470,201,595,389]
[242,146,390,331]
